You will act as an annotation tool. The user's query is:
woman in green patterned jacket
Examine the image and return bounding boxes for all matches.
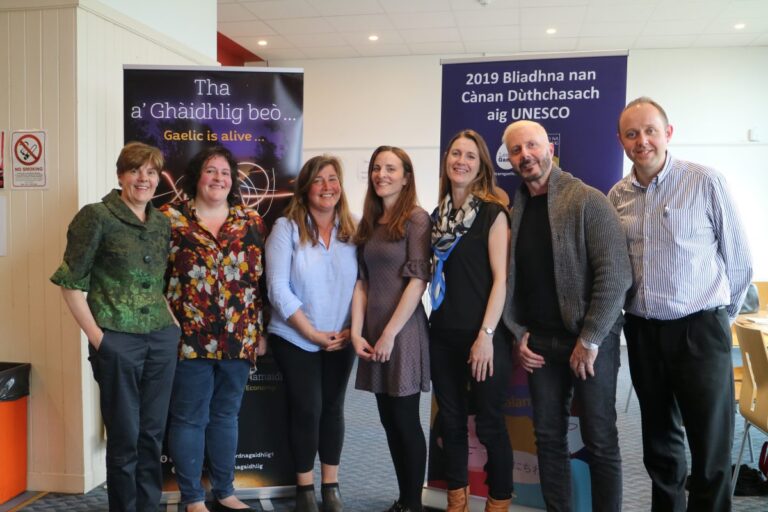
[51,142,181,512]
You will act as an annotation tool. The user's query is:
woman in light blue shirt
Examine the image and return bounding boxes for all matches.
[266,155,358,512]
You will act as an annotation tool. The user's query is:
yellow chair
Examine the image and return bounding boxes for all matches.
[755,281,768,310]
[731,324,768,494]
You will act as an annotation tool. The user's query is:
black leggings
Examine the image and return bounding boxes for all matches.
[429,327,513,500]
[376,392,426,512]
[270,334,355,473]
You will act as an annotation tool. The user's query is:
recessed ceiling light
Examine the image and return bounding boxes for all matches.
[368,34,379,41]
[734,23,746,30]
[546,28,557,35]
[257,40,268,46]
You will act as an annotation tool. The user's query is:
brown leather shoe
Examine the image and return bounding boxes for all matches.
[484,496,511,512]
[446,486,469,512]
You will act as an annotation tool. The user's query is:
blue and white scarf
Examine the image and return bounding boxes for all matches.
[430,193,481,310]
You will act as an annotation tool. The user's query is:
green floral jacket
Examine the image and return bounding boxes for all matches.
[51,189,176,334]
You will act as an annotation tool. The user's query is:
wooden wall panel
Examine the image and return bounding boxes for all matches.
[0,1,215,493]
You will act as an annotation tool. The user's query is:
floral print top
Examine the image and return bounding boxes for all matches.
[161,199,267,364]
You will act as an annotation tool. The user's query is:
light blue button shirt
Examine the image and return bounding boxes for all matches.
[608,153,752,321]
[265,216,358,352]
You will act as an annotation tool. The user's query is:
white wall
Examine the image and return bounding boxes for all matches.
[93,0,217,61]
[274,47,768,280]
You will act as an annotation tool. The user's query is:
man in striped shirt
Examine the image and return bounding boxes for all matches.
[608,97,753,512]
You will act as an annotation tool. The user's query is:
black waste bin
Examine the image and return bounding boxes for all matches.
[0,362,31,504]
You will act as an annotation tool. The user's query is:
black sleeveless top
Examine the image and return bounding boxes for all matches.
[429,201,508,332]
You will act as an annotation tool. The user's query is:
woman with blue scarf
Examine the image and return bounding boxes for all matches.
[428,129,513,512]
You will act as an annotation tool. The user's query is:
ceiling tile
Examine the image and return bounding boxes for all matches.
[399,27,463,44]
[693,32,762,47]
[326,14,395,32]
[448,0,522,10]
[583,4,649,23]
[285,32,349,47]
[518,0,589,6]
[304,0,383,16]
[453,8,519,27]
[380,0,451,14]
[353,43,412,57]
[387,11,456,30]
[219,20,276,37]
[218,3,258,22]
[520,23,582,39]
[241,0,320,20]
[265,17,337,34]
[237,35,294,51]
[520,6,587,25]
[341,30,406,45]
[632,34,696,49]
[642,19,710,36]
[256,47,308,60]
[576,36,636,50]
[703,17,768,34]
[519,37,579,52]
[725,0,768,19]
[459,25,519,42]
[300,45,362,58]
[463,39,521,54]
[408,41,467,55]
[580,21,645,38]
[649,1,725,21]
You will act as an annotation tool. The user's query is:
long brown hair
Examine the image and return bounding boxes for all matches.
[439,129,506,207]
[283,155,355,245]
[355,146,419,244]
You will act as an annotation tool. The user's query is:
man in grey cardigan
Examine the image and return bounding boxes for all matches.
[502,120,632,512]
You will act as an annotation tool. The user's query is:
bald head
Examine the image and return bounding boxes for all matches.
[502,121,554,194]
[502,120,548,147]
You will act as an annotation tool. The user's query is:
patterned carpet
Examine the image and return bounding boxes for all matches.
[7,347,767,511]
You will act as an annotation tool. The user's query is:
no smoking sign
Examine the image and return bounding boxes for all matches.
[11,130,47,189]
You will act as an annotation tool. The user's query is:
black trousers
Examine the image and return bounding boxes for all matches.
[270,334,355,473]
[624,308,734,512]
[429,327,513,500]
[376,392,427,512]
[88,325,180,512]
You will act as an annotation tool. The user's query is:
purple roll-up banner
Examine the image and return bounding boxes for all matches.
[124,65,303,504]
[426,52,626,512]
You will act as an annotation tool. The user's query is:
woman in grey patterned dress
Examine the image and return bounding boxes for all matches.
[350,146,432,512]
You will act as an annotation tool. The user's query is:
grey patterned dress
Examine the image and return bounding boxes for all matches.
[355,208,432,397]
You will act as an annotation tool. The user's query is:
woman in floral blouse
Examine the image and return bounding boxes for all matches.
[162,146,267,512]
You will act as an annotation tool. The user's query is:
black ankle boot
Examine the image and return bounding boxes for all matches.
[295,486,319,512]
[321,485,343,512]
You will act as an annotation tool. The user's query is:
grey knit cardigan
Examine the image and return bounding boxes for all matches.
[502,166,632,347]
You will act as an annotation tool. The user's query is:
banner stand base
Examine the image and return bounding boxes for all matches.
[423,486,541,511]
[160,485,293,510]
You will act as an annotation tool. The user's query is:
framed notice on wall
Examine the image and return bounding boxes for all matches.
[11,130,47,190]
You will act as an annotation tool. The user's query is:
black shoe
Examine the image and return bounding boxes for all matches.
[295,487,320,512]
[385,501,417,512]
[212,501,255,512]
[321,486,343,512]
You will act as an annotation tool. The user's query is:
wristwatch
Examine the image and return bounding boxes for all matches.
[481,326,495,336]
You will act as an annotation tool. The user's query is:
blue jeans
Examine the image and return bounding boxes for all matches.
[167,358,251,505]
[527,332,622,512]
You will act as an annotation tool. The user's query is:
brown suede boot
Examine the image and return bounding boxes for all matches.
[446,486,469,512]
[484,496,511,512]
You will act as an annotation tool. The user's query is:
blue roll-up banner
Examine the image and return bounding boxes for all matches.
[429,53,626,511]
[123,65,304,503]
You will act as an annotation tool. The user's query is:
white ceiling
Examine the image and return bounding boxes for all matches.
[217,0,768,62]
